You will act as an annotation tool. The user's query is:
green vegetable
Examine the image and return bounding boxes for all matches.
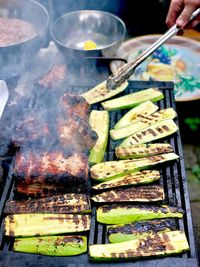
[92,170,160,190]
[115,143,174,159]
[120,120,178,147]
[4,193,91,214]
[110,108,177,140]
[89,110,109,165]
[101,88,164,111]
[114,101,158,129]
[14,235,87,256]
[107,219,176,243]
[5,214,90,237]
[92,185,164,203]
[96,204,183,225]
[90,153,179,181]
[89,231,189,261]
[81,80,128,104]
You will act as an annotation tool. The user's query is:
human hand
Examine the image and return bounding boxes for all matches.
[166,0,200,28]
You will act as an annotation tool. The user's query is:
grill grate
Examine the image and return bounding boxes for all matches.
[0,81,198,267]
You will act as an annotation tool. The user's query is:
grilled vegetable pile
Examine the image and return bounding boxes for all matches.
[85,84,189,261]
[4,193,91,256]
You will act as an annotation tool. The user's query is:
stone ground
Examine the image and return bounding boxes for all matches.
[183,144,200,262]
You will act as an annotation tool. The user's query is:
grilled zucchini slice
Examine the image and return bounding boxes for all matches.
[14,235,87,256]
[5,214,90,237]
[97,204,183,225]
[110,108,177,140]
[81,80,128,104]
[4,193,91,214]
[89,231,189,261]
[101,88,164,111]
[89,110,109,165]
[115,143,174,159]
[107,219,176,243]
[120,119,178,147]
[92,170,160,190]
[90,153,179,181]
[92,185,164,203]
[114,101,158,129]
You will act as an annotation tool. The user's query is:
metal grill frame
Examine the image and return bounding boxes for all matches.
[0,81,198,267]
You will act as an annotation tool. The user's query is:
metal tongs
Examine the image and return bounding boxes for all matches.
[106,8,200,90]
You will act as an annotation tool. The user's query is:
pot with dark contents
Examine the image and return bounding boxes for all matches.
[0,0,49,66]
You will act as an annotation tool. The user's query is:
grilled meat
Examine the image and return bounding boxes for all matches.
[12,116,51,147]
[61,93,90,119]
[57,115,98,152]
[14,150,89,187]
[14,182,69,199]
[38,64,67,89]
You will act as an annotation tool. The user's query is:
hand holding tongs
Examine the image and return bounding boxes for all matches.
[106,8,200,90]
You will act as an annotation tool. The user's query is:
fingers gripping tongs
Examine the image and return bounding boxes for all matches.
[106,8,200,90]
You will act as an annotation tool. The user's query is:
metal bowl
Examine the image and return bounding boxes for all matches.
[0,0,49,61]
[50,10,126,59]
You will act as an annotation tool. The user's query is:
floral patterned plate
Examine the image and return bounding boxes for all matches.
[110,35,200,101]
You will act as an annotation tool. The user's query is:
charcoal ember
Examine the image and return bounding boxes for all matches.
[13,149,89,192]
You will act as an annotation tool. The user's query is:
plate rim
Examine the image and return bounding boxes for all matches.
[110,34,200,102]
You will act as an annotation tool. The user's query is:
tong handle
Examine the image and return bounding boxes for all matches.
[108,8,200,88]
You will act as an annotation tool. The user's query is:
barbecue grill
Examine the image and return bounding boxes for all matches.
[0,78,198,266]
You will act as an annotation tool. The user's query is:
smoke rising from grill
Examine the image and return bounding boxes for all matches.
[0,1,126,196]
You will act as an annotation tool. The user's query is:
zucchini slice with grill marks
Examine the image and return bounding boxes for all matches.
[91,153,179,181]
[107,218,177,243]
[101,88,164,111]
[120,119,178,147]
[89,231,189,261]
[97,204,183,225]
[110,108,177,140]
[81,80,128,104]
[5,214,91,237]
[4,193,91,214]
[92,185,164,203]
[14,235,87,256]
[115,143,174,159]
[92,170,160,190]
[114,100,158,129]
